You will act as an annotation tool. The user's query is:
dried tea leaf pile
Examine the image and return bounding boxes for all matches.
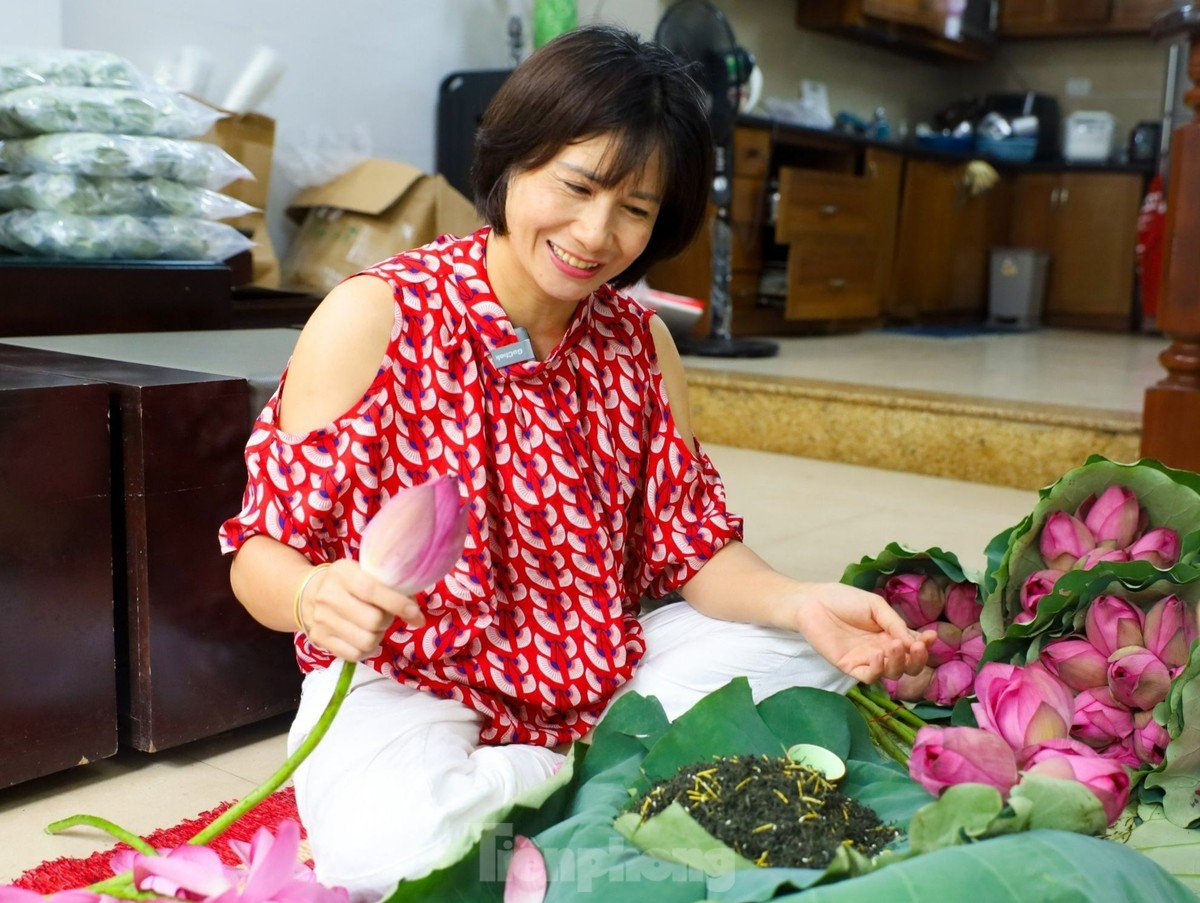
[631,755,898,869]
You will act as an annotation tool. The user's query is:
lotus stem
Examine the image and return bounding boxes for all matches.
[189,659,356,846]
[45,814,156,856]
[859,682,930,732]
[865,718,909,766]
[847,686,918,746]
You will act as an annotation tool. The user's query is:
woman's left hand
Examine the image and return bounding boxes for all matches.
[788,583,935,684]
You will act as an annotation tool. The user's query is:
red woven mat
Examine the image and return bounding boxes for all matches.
[11,787,308,894]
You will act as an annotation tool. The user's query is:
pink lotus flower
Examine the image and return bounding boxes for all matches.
[882,666,935,703]
[1016,570,1063,624]
[1098,735,1143,769]
[1128,528,1181,569]
[1078,486,1142,550]
[925,621,963,668]
[1071,686,1134,749]
[883,574,945,628]
[117,821,347,903]
[1107,647,1171,711]
[0,891,116,903]
[909,726,1019,798]
[359,474,469,595]
[1039,639,1109,692]
[504,835,548,903]
[1085,595,1145,657]
[1144,594,1197,671]
[1132,711,1171,766]
[1039,511,1096,571]
[960,623,985,670]
[1073,548,1132,570]
[926,661,975,706]
[1021,739,1132,825]
[972,662,1075,752]
[944,581,983,629]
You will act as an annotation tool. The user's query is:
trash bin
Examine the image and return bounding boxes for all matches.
[988,247,1049,330]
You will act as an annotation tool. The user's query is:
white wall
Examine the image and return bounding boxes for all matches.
[0,0,62,47]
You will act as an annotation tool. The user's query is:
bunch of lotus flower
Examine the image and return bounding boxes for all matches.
[1037,593,1195,768]
[1020,486,1181,624]
[877,573,983,707]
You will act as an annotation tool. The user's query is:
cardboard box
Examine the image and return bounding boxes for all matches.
[280,159,482,296]
[198,105,280,289]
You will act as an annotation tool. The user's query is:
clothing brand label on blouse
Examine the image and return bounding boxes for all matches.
[490,327,535,367]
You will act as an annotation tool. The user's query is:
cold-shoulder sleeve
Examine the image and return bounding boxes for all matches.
[218,366,394,563]
[633,362,744,599]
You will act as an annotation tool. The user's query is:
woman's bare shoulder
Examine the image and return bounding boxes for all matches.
[278,275,396,435]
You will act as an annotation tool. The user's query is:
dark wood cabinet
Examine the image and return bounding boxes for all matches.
[0,368,116,789]
[890,158,1011,318]
[1008,171,1143,328]
[796,0,994,61]
[999,0,1172,34]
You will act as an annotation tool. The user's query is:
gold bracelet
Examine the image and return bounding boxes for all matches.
[293,563,332,634]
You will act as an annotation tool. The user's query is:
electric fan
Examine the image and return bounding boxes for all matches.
[655,0,777,358]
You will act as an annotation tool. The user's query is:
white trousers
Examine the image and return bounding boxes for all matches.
[287,602,853,902]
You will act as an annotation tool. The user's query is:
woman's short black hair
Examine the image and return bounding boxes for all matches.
[470,25,713,288]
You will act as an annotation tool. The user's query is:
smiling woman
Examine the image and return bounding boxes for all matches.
[220,24,934,902]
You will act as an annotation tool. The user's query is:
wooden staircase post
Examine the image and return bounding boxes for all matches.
[1144,9,1200,469]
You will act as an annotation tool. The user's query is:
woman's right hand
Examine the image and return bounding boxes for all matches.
[299,559,426,661]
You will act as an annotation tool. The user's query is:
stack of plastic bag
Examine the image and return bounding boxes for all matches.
[0,50,255,261]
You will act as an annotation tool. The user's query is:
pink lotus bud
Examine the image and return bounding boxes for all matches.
[1107,647,1171,711]
[1039,511,1096,571]
[1098,735,1142,769]
[504,835,548,903]
[960,623,985,670]
[1128,528,1181,569]
[1143,594,1197,671]
[1072,548,1131,570]
[1132,711,1171,766]
[925,621,964,668]
[1070,686,1134,748]
[1085,595,1145,657]
[1077,486,1142,550]
[925,660,975,706]
[945,581,983,629]
[1022,741,1132,826]
[972,662,1075,753]
[1039,639,1109,692]
[883,573,945,628]
[1018,570,1064,623]
[909,726,1019,798]
[883,666,935,703]
[359,475,469,595]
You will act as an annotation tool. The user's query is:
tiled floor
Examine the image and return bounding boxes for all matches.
[684,329,1167,415]
[0,444,1036,883]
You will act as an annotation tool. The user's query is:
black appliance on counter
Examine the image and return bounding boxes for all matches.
[982,92,1061,161]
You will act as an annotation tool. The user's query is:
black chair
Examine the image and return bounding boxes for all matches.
[435,69,511,199]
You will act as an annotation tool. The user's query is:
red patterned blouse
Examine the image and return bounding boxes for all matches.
[219,228,743,746]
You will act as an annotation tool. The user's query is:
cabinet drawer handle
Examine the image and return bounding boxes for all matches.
[827,278,847,289]
[1059,187,1069,206]
[819,204,840,216]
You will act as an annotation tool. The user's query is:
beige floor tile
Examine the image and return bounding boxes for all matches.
[174,715,292,784]
[684,329,1165,414]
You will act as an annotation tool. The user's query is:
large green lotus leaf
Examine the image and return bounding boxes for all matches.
[982,456,1200,641]
[755,686,879,763]
[576,690,671,784]
[775,830,1197,902]
[840,760,935,828]
[840,542,974,591]
[1144,642,1200,827]
[382,742,580,903]
[638,678,785,786]
[1114,802,1200,895]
